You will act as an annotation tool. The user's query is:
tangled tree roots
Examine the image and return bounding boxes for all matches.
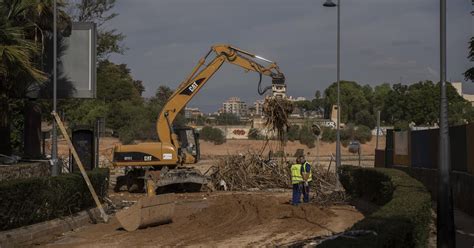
[263,97,293,143]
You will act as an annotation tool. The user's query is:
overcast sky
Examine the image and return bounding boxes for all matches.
[107,0,473,113]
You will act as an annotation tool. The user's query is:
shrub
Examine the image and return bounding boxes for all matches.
[354,125,372,144]
[299,124,316,148]
[200,126,225,145]
[0,168,109,231]
[286,125,300,141]
[355,110,376,129]
[321,126,336,142]
[321,166,431,248]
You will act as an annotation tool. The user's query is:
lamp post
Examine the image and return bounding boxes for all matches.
[323,0,341,171]
[438,0,455,246]
[51,0,59,176]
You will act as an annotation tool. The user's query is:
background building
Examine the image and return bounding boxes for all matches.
[452,82,474,106]
[222,97,247,116]
[184,107,204,119]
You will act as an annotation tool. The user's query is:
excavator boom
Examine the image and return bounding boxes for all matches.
[156,44,285,147]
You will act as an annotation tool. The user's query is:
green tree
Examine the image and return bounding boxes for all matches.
[96,60,141,103]
[0,0,49,155]
[355,110,376,129]
[315,90,321,99]
[464,37,474,82]
[373,83,391,113]
[382,83,409,124]
[200,126,225,145]
[286,125,300,141]
[299,123,316,148]
[324,81,370,123]
[354,125,372,144]
[321,127,336,143]
[133,80,145,96]
[69,0,126,59]
[382,81,473,126]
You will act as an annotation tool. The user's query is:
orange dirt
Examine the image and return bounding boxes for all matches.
[49,136,385,162]
[43,192,363,247]
[200,138,385,158]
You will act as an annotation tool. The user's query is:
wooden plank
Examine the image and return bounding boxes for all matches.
[52,111,108,222]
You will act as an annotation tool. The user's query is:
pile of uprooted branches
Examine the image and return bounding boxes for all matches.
[262,97,293,143]
[310,164,347,205]
[206,153,290,190]
[206,152,346,205]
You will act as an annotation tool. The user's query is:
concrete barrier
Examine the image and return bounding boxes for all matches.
[0,161,50,181]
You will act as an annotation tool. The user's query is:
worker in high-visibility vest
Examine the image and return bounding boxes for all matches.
[290,157,304,205]
[299,155,312,203]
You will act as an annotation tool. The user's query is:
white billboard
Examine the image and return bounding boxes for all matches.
[61,22,97,98]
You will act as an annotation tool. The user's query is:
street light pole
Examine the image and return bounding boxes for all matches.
[438,0,455,246]
[335,0,341,171]
[51,0,59,176]
[323,0,341,171]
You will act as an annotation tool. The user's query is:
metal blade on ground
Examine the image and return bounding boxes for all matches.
[115,193,176,232]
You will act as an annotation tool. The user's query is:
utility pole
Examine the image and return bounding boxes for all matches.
[51,0,59,176]
[322,0,341,173]
[376,110,380,150]
[437,0,455,246]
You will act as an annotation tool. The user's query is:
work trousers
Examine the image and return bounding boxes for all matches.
[292,183,302,205]
[302,183,310,203]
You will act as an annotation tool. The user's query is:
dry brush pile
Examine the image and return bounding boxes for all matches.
[206,152,346,205]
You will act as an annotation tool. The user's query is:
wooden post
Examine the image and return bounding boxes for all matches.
[52,111,108,222]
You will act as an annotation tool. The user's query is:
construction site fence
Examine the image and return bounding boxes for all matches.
[379,123,474,175]
[376,123,474,217]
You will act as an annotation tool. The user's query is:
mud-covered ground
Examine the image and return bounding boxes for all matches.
[41,191,363,247]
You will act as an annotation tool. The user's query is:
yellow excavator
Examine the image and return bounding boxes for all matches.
[113,44,286,195]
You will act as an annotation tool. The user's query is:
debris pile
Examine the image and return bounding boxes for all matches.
[207,152,346,205]
[262,97,293,143]
[310,165,347,205]
[208,153,290,190]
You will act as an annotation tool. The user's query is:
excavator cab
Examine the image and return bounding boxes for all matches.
[174,126,200,163]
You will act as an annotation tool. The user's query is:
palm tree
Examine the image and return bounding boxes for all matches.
[0,0,47,155]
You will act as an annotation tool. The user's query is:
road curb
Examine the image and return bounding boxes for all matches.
[0,208,101,247]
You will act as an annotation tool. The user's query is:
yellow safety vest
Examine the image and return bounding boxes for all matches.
[302,162,313,182]
[291,164,303,184]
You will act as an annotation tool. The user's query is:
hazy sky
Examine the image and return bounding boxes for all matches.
[107,0,473,112]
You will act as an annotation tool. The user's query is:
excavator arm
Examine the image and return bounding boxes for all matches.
[156,44,286,146]
[112,44,286,201]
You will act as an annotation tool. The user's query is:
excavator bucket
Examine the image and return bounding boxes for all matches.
[116,193,176,232]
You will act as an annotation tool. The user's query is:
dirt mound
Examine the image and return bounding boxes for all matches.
[43,192,363,247]
[187,193,333,233]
